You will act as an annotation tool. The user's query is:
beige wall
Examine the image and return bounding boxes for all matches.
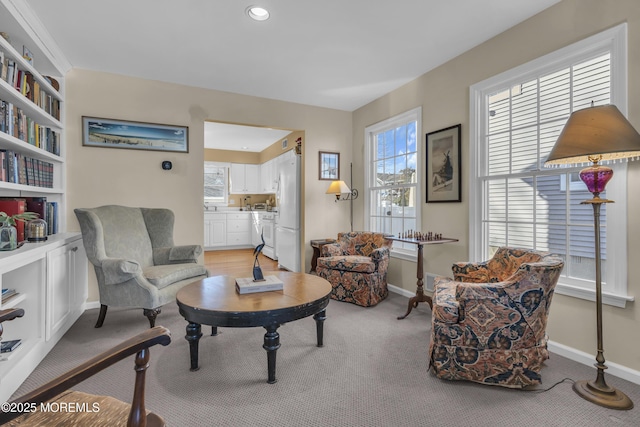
[352,0,640,371]
[66,70,352,301]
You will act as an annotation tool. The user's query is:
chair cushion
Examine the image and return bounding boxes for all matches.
[144,263,208,289]
[317,255,375,273]
[4,390,162,426]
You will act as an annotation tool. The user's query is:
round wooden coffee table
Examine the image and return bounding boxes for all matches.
[176,271,332,384]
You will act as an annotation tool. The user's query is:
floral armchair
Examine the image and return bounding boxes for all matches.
[315,232,392,307]
[429,247,564,388]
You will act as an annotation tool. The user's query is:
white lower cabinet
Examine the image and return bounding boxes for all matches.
[226,212,251,246]
[205,213,227,249]
[204,212,252,249]
[0,233,88,403]
[46,239,87,341]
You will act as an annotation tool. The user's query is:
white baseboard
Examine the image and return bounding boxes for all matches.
[83,301,101,311]
[388,283,640,385]
[547,340,640,385]
[388,283,416,299]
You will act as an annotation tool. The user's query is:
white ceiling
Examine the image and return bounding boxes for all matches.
[204,122,291,151]
[22,0,561,151]
[24,0,560,113]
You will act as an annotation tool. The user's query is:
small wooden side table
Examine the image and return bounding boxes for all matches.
[387,236,458,320]
[309,238,336,273]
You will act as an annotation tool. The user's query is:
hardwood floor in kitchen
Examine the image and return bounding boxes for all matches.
[204,249,280,277]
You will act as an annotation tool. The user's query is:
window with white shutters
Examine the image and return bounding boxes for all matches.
[469,24,631,307]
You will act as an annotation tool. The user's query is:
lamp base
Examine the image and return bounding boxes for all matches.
[573,379,633,410]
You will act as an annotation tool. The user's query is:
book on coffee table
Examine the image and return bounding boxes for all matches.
[236,275,284,294]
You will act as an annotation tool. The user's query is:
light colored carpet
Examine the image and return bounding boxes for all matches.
[12,293,640,426]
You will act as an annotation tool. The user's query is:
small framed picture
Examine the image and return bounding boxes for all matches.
[319,151,340,180]
[22,46,33,65]
[426,124,461,202]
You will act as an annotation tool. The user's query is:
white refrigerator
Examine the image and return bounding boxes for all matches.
[275,150,301,272]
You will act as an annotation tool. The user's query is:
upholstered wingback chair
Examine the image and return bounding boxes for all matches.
[429,247,564,388]
[75,205,209,328]
[316,232,392,307]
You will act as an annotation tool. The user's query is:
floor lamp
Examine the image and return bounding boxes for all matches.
[545,104,640,410]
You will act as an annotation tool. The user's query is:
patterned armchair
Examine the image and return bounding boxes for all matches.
[75,205,209,328]
[316,232,392,307]
[429,247,564,388]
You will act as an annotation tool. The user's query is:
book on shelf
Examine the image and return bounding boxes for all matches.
[0,198,26,242]
[0,99,61,156]
[25,196,46,220]
[235,275,284,294]
[0,50,6,81]
[0,149,55,187]
[1,339,22,353]
[0,49,60,122]
[46,201,58,235]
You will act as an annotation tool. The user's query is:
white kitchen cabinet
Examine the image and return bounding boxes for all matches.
[226,212,251,246]
[260,158,277,193]
[230,163,259,194]
[204,213,226,248]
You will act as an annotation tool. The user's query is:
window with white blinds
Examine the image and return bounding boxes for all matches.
[365,107,421,255]
[469,24,631,306]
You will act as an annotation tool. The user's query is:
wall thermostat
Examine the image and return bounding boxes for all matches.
[162,160,172,170]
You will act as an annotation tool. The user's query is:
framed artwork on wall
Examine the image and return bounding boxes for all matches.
[426,124,461,202]
[319,151,340,180]
[82,116,189,153]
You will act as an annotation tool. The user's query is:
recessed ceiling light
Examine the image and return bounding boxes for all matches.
[246,6,270,21]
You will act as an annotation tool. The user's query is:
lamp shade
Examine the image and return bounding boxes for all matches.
[326,180,351,195]
[544,104,640,166]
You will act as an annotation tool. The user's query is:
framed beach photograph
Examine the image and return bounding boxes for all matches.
[82,117,189,153]
[426,124,461,203]
[319,151,340,180]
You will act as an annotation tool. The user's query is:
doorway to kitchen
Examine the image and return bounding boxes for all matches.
[203,120,305,272]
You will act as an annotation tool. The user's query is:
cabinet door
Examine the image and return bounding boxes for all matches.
[73,241,88,307]
[229,164,246,193]
[209,219,227,247]
[245,164,260,193]
[46,240,86,341]
[260,159,275,193]
[260,161,270,193]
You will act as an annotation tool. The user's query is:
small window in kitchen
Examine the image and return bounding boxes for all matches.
[204,162,229,204]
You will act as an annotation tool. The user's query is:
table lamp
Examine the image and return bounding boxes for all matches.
[545,103,640,410]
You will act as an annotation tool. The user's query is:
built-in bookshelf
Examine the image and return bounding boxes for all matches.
[0,23,63,197]
[0,0,87,403]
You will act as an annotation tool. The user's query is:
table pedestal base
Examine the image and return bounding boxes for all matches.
[397,287,432,320]
[387,236,457,320]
